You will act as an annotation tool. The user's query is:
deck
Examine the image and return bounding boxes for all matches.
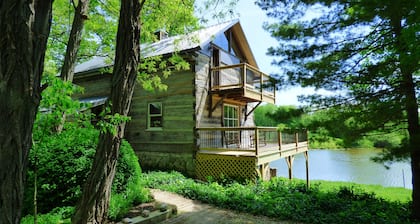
[195,127,309,181]
[210,63,275,104]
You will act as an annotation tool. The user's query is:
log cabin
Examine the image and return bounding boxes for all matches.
[74,20,309,182]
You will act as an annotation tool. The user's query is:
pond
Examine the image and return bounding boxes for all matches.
[270,148,412,189]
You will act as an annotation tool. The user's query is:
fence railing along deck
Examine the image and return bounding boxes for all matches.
[196,127,308,156]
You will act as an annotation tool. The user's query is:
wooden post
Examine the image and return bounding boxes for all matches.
[304,151,309,188]
[278,131,282,149]
[260,71,263,101]
[259,163,269,181]
[242,63,246,88]
[285,155,294,180]
[278,131,282,156]
[295,132,299,151]
[254,128,259,156]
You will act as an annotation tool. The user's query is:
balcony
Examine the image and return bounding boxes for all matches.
[210,63,275,104]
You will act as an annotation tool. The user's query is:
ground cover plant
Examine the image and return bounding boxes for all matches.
[143,171,413,223]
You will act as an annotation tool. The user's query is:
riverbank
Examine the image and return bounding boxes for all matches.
[143,171,413,223]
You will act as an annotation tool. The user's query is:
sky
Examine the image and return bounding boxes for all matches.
[222,1,322,106]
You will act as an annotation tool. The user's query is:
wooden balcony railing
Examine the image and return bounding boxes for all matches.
[196,127,308,157]
[210,63,276,104]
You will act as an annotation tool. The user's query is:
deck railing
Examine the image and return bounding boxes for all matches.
[211,63,275,103]
[196,127,308,156]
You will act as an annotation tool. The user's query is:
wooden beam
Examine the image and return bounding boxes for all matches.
[245,101,262,119]
[209,95,226,117]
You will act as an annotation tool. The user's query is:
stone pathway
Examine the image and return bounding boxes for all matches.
[150,189,296,224]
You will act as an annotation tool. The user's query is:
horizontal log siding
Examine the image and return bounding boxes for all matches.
[125,69,196,155]
[73,73,112,99]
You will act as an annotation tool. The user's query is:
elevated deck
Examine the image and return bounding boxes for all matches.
[195,127,309,181]
[210,64,275,104]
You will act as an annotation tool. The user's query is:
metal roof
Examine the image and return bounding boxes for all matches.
[74,19,257,74]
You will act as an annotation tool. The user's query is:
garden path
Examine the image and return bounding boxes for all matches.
[150,189,295,224]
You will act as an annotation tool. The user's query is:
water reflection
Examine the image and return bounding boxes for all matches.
[270,148,412,189]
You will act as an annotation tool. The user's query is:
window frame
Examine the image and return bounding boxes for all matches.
[223,104,239,127]
[147,102,163,131]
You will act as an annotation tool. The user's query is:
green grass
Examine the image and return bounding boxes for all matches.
[292,179,412,203]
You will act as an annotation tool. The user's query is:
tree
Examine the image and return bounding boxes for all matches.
[54,0,90,132]
[60,0,90,82]
[71,0,144,222]
[0,1,53,223]
[257,0,420,219]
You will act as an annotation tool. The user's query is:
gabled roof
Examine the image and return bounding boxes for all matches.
[75,19,258,74]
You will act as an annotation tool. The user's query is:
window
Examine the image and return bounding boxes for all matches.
[223,104,240,146]
[148,102,162,129]
[223,104,239,127]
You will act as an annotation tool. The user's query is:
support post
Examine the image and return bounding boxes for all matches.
[254,128,259,156]
[278,131,282,151]
[304,151,309,188]
[285,155,294,180]
[259,163,270,181]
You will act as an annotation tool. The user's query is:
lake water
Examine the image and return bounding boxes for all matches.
[270,148,412,189]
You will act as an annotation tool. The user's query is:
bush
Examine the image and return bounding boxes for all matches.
[24,126,150,218]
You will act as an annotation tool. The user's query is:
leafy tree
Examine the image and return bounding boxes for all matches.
[0,1,53,223]
[257,0,420,219]
[71,1,145,222]
[254,104,278,126]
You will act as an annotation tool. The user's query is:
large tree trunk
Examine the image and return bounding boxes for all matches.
[401,54,420,221]
[391,11,420,220]
[56,0,90,133]
[405,76,420,221]
[0,1,53,223]
[71,0,145,223]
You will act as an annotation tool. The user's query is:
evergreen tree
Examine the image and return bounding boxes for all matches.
[257,0,420,219]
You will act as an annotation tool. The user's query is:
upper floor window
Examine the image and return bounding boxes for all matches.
[147,102,163,130]
[212,29,243,66]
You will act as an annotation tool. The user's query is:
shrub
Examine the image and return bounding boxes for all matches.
[24,126,150,218]
[143,171,413,223]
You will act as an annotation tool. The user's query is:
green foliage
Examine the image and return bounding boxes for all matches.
[108,140,151,221]
[46,0,200,71]
[96,105,131,135]
[34,74,88,135]
[25,126,150,217]
[256,0,419,159]
[21,207,73,224]
[254,104,280,127]
[254,104,407,149]
[143,171,413,223]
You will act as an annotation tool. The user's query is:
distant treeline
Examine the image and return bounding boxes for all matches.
[254,104,407,150]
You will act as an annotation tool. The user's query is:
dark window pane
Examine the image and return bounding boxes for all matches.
[149,103,161,114]
[150,116,162,127]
